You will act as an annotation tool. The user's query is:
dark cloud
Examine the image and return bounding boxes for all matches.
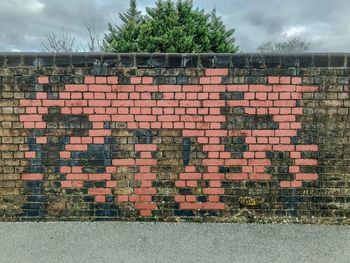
[0,0,349,52]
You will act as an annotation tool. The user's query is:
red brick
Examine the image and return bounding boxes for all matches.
[135,203,157,210]
[280,77,291,84]
[134,188,157,195]
[135,173,156,180]
[36,92,48,99]
[295,173,318,180]
[289,166,300,173]
[159,85,181,92]
[22,173,43,180]
[95,196,106,203]
[290,152,301,158]
[227,100,249,107]
[268,93,279,100]
[95,76,107,84]
[66,174,88,180]
[280,181,291,188]
[252,130,274,137]
[268,76,279,84]
[135,159,157,166]
[273,145,295,151]
[183,85,203,92]
[296,86,319,92]
[66,144,87,151]
[224,159,247,166]
[203,188,224,195]
[202,203,225,210]
[142,77,153,84]
[112,85,134,92]
[35,137,47,144]
[249,144,272,151]
[66,84,88,92]
[205,68,229,76]
[248,159,271,166]
[202,100,225,107]
[179,173,202,180]
[205,130,228,137]
[249,173,271,180]
[291,181,302,187]
[89,174,111,181]
[24,151,36,158]
[112,159,135,166]
[203,85,226,92]
[226,173,248,180]
[130,77,142,84]
[107,76,118,84]
[227,85,249,92]
[38,76,49,84]
[295,159,317,166]
[180,203,203,210]
[292,77,302,84]
[60,151,70,158]
[275,130,297,137]
[273,115,296,122]
[117,195,129,202]
[88,188,111,196]
[183,130,205,137]
[249,85,272,92]
[296,145,318,151]
[273,100,296,107]
[187,181,198,188]
[20,114,42,122]
[89,130,111,137]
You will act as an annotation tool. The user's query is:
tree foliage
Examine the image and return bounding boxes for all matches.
[103,0,238,53]
[257,37,310,53]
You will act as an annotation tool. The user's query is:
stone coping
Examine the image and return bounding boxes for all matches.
[0,52,349,68]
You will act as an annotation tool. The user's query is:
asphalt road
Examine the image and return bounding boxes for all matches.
[0,222,349,263]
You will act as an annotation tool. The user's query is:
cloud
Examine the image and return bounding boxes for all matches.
[0,0,349,52]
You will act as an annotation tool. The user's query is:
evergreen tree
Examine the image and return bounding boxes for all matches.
[208,9,238,53]
[103,0,143,52]
[103,0,238,53]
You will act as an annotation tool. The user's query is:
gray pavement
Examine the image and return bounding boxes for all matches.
[0,222,349,263]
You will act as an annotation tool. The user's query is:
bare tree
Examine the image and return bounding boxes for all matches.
[40,25,102,52]
[40,27,79,52]
[85,23,101,52]
[257,37,311,53]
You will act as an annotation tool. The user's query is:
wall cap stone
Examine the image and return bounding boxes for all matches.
[0,52,349,68]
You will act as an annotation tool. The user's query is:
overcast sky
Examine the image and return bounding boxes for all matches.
[0,0,349,52]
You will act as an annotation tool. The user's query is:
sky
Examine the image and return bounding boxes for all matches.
[0,0,349,52]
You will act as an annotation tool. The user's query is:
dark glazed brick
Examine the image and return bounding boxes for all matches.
[71,55,87,67]
[152,54,167,67]
[232,54,247,68]
[313,54,329,67]
[220,92,244,100]
[5,54,22,67]
[297,55,312,68]
[101,54,119,68]
[249,55,264,68]
[23,54,39,67]
[120,54,134,67]
[200,55,215,68]
[136,54,152,67]
[280,55,298,68]
[37,54,54,67]
[182,54,199,67]
[329,54,345,67]
[264,55,281,68]
[167,54,182,68]
[215,55,232,68]
[55,55,71,67]
[86,55,102,67]
[0,55,5,68]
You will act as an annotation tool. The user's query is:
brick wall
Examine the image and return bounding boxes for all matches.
[0,53,349,223]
